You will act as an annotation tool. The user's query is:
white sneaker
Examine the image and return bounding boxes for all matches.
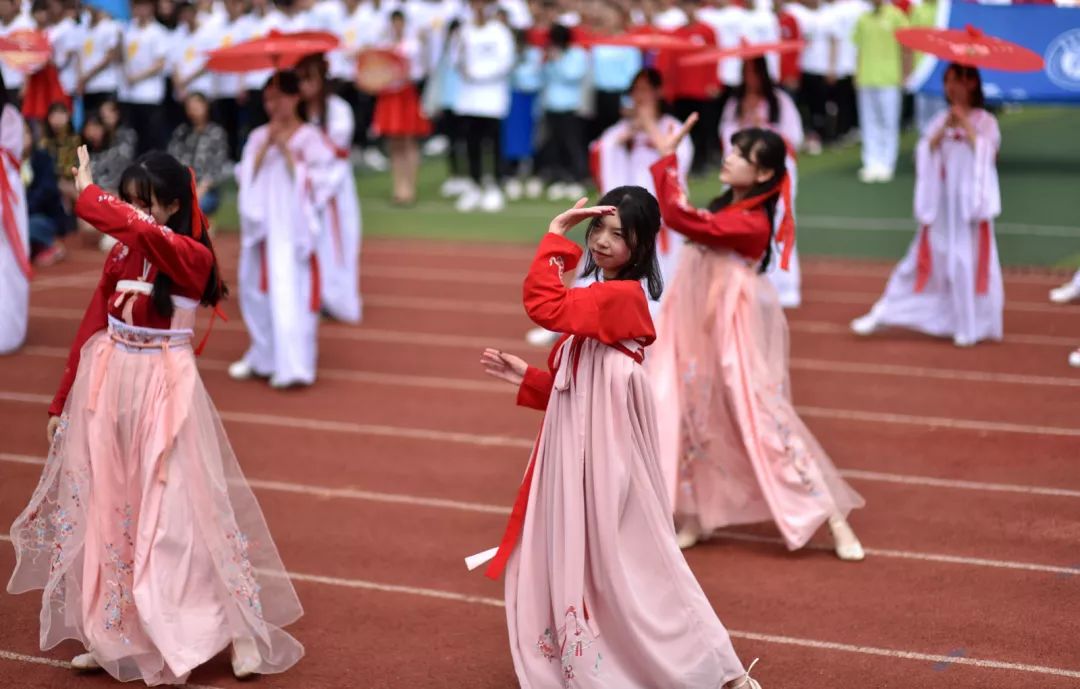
[850,313,879,337]
[857,166,882,183]
[228,359,255,380]
[1069,349,1080,368]
[504,178,524,201]
[953,334,975,348]
[546,182,566,201]
[455,184,483,212]
[524,177,544,199]
[1049,281,1080,304]
[422,135,449,157]
[562,182,586,201]
[480,186,505,213]
[71,653,101,672]
[362,148,388,172]
[525,327,559,347]
[878,168,895,183]
[98,234,118,252]
[231,637,260,680]
[828,515,865,562]
[440,176,469,198]
[804,138,823,156]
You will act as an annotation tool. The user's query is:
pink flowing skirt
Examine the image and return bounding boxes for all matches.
[7,319,303,685]
[506,336,746,688]
[651,246,864,550]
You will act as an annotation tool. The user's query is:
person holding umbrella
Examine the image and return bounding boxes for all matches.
[851,26,1043,347]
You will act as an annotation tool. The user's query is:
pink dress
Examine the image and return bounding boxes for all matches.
[649,155,864,550]
[7,186,304,685]
[479,233,747,688]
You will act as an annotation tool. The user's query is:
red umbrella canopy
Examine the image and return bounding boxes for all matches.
[895,25,1044,73]
[679,38,806,67]
[0,29,51,74]
[206,30,339,73]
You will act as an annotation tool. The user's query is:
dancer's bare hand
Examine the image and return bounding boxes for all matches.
[71,146,94,194]
[647,112,698,158]
[548,198,616,237]
[480,348,528,386]
[46,416,61,444]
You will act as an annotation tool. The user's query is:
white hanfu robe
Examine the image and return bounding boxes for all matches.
[236,123,335,386]
[720,87,804,308]
[860,108,1003,345]
[312,93,363,324]
[588,114,694,316]
[0,104,29,354]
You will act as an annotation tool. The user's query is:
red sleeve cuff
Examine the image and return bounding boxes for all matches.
[516,366,553,411]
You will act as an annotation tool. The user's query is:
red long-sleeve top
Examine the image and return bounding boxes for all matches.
[656,22,721,102]
[514,233,655,411]
[649,153,772,260]
[48,185,214,417]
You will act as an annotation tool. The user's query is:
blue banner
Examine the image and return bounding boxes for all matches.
[82,0,130,21]
[909,1,1080,104]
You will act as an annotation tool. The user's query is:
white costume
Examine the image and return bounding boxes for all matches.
[236,124,335,385]
[312,94,363,324]
[855,109,1003,346]
[0,104,28,354]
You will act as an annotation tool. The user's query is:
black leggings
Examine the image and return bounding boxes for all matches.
[460,115,502,184]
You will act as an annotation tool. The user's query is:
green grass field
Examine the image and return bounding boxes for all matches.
[214,106,1080,268]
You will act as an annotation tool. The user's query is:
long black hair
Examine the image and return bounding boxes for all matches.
[296,53,330,131]
[119,151,227,317]
[709,127,787,272]
[733,57,779,125]
[264,69,303,119]
[579,185,663,300]
[945,62,985,109]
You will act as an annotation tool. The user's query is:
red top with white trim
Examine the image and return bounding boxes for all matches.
[48,185,213,416]
[649,153,772,260]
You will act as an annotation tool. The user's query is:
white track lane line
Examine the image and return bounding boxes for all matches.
[2,453,1076,576]
[0,648,225,688]
[17,344,1079,396]
[0,534,1075,680]
[1,387,1076,442]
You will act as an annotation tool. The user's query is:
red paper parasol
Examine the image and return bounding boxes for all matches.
[206,30,339,73]
[584,30,704,52]
[0,29,51,74]
[679,38,805,67]
[894,25,1044,72]
[355,48,408,94]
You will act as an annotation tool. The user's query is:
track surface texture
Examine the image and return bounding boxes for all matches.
[2,236,1079,689]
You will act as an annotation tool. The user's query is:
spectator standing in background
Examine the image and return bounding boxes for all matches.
[120,0,170,154]
[539,23,589,202]
[852,0,908,182]
[167,92,231,221]
[453,0,515,213]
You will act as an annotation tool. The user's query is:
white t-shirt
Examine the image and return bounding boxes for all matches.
[826,0,870,77]
[785,2,830,75]
[80,18,121,94]
[0,14,34,89]
[743,9,780,79]
[653,7,688,30]
[213,14,256,97]
[454,18,514,118]
[697,5,749,86]
[48,16,83,94]
[172,20,221,98]
[121,20,170,103]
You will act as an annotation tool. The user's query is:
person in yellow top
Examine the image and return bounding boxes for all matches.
[852,0,909,182]
[908,0,947,133]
